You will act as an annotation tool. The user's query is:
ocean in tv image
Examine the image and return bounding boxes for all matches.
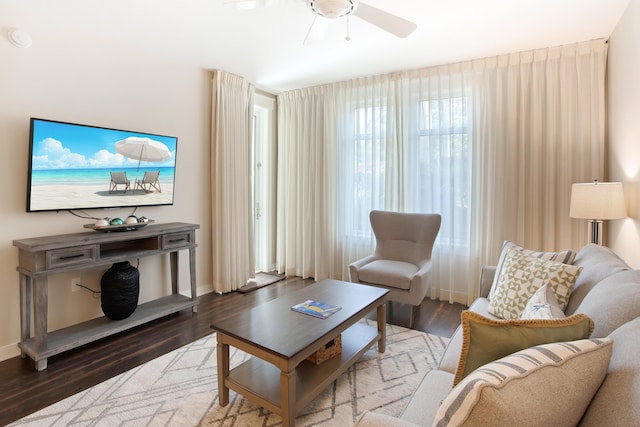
[27,118,178,212]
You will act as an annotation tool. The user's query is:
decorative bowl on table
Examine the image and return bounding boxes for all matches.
[84,219,154,232]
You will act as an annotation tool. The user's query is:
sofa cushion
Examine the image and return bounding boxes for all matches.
[565,243,630,315]
[579,316,640,426]
[434,338,613,427]
[488,240,577,301]
[520,284,565,320]
[453,310,593,385]
[401,369,455,426]
[574,269,640,337]
[488,249,581,319]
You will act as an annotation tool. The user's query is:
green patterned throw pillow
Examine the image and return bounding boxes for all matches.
[488,240,577,301]
[488,248,582,319]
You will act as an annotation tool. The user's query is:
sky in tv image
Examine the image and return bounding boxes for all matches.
[31,120,176,170]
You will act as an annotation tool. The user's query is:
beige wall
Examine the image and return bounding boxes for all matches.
[607,0,640,267]
[0,17,214,360]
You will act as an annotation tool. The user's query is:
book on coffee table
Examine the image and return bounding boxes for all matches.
[291,299,342,319]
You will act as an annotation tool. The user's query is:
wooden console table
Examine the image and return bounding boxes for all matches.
[13,222,199,371]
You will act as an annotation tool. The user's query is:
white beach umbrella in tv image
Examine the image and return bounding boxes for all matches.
[114,136,172,169]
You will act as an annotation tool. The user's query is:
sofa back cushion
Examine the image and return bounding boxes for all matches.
[574,269,640,337]
[565,244,629,315]
[579,316,640,426]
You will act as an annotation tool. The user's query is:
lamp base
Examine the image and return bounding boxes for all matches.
[587,219,603,245]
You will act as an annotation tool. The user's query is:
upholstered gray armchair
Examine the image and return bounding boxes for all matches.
[349,210,441,328]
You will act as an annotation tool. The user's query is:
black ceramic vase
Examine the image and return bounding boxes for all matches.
[100,261,140,320]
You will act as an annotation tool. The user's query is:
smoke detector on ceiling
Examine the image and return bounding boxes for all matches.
[307,0,358,18]
[8,28,32,48]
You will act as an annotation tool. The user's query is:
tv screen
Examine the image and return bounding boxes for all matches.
[27,118,178,212]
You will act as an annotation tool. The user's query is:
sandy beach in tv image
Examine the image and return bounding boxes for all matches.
[28,168,175,211]
[28,119,177,212]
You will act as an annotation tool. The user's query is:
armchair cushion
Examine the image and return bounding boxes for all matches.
[358,260,418,290]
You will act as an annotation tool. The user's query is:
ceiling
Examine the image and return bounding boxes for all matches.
[2,0,631,94]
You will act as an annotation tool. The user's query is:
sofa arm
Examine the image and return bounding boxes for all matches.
[354,411,420,427]
[479,265,496,298]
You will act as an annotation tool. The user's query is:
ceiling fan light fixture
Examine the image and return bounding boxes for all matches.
[308,0,358,19]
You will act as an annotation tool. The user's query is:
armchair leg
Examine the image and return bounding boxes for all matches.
[409,305,419,329]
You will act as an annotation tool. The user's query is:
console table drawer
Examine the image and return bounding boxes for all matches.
[162,232,192,249]
[46,245,97,269]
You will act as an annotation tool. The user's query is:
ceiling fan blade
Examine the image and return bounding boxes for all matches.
[353,2,417,38]
[303,15,331,45]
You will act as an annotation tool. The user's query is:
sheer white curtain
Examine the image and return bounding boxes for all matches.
[276,39,607,304]
[211,70,255,293]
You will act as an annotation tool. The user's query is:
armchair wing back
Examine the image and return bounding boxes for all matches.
[370,210,441,266]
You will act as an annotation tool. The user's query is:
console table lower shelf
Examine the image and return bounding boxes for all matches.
[19,294,197,369]
[224,322,379,415]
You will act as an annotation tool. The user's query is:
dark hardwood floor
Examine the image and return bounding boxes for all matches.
[0,277,466,426]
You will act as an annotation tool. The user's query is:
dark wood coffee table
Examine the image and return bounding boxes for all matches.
[210,279,389,427]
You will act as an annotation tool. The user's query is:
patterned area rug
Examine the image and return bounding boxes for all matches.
[11,320,448,427]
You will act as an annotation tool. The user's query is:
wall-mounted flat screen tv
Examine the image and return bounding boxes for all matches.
[27,118,178,212]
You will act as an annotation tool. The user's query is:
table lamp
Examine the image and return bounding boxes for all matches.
[569,180,626,245]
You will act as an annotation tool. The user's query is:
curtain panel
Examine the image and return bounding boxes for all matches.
[276,39,607,305]
[211,71,255,293]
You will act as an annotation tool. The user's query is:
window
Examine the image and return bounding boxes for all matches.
[351,105,389,237]
[349,95,471,248]
[410,97,471,248]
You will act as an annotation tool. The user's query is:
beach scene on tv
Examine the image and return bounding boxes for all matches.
[28,119,177,212]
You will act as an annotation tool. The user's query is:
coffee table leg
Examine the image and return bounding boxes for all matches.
[377,302,386,352]
[280,368,296,427]
[217,335,230,406]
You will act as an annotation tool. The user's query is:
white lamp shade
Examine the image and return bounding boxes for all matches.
[570,182,626,220]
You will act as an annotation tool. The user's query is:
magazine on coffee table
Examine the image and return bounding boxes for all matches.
[291,299,342,319]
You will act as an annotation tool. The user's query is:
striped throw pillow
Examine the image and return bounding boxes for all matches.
[433,338,613,427]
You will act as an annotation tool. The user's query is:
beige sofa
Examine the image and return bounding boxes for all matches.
[355,243,640,426]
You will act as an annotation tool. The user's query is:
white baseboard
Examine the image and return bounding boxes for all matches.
[0,342,21,363]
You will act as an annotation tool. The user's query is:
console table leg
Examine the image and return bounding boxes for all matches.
[280,368,296,427]
[19,274,32,358]
[217,336,230,406]
[32,277,48,354]
[169,251,179,295]
[35,358,47,371]
[377,302,386,353]
[189,246,197,313]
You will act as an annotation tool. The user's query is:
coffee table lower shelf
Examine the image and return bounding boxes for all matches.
[225,322,379,414]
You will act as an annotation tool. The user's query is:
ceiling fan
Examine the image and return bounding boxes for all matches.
[229,0,417,45]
